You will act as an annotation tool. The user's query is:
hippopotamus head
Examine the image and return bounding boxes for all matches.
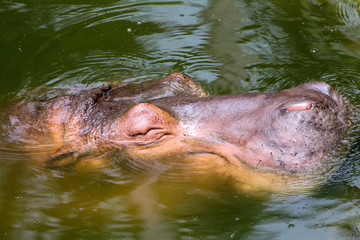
[2,73,351,191]
[102,75,350,173]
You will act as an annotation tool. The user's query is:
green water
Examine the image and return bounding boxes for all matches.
[1,0,360,239]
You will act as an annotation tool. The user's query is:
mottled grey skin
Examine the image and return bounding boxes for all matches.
[1,73,350,173]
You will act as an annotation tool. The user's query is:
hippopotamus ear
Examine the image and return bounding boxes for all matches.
[119,103,178,143]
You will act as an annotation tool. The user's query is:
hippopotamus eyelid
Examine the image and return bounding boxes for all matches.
[98,136,158,146]
[129,127,164,137]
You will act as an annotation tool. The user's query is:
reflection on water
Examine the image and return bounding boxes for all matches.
[1,0,360,239]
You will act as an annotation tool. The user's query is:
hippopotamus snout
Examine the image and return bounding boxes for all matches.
[168,80,350,172]
[259,82,350,170]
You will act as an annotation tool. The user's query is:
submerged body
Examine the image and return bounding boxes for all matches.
[1,73,351,192]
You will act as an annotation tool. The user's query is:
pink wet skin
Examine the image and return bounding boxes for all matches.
[1,73,351,174]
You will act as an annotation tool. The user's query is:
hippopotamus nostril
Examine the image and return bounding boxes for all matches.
[302,82,332,97]
[286,102,313,112]
[301,81,343,106]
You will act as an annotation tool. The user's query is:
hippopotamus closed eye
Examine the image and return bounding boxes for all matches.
[1,73,350,189]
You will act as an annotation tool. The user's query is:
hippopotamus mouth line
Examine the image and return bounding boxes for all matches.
[100,134,238,164]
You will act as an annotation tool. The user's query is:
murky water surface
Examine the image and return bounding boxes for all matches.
[1,0,360,239]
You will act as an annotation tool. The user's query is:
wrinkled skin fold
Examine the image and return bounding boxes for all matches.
[0,73,351,192]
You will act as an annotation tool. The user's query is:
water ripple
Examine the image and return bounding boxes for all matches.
[14,1,219,87]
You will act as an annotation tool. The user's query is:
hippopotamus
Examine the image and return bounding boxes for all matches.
[1,73,350,191]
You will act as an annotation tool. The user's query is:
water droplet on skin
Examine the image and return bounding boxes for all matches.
[137,21,142,25]
[126,28,132,33]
